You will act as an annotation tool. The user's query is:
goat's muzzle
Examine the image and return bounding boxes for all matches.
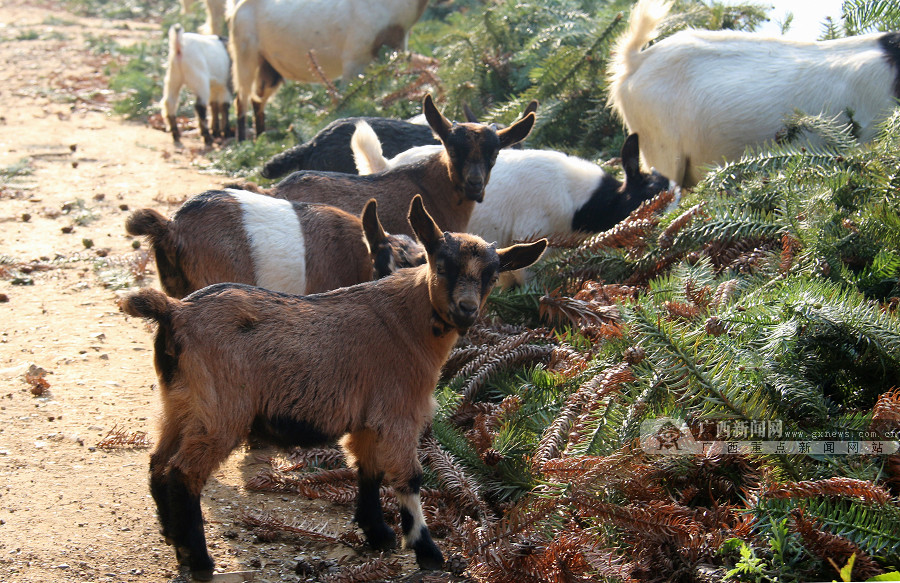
[449,299,480,331]
[464,183,486,203]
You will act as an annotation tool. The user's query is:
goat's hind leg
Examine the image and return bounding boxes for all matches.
[149,428,181,546]
[195,102,213,146]
[164,432,236,581]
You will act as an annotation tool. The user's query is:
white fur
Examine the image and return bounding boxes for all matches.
[180,0,228,34]
[160,25,232,123]
[352,133,611,246]
[229,0,427,136]
[607,0,899,186]
[225,189,307,294]
[397,492,428,546]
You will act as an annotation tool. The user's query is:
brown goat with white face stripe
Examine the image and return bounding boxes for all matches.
[120,196,547,580]
[126,189,424,298]
[263,94,535,237]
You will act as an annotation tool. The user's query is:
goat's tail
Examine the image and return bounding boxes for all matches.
[260,144,311,179]
[169,23,184,60]
[351,121,388,175]
[607,0,672,104]
[126,208,170,242]
[120,288,176,323]
[126,209,192,298]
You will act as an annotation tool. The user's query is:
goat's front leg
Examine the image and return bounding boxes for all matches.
[382,438,443,570]
[341,430,396,550]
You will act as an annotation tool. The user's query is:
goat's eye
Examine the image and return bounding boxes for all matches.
[435,263,447,276]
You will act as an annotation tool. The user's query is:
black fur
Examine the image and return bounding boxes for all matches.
[261,117,440,178]
[880,32,900,99]
[250,415,333,449]
[354,472,396,550]
[167,468,214,580]
[571,134,672,233]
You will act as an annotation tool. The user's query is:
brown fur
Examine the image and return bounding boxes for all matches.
[126,190,416,299]
[300,203,374,293]
[122,196,547,577]
[265,94,535,236]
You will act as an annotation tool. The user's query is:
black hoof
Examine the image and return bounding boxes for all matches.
[413,530,443,570]
[190,554,215,581]
[364,522,397,551]
[191,567,214,581]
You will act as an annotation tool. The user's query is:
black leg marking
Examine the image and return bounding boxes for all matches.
[252,100,266,136]
[168,468,214,581]
[167,114,180,143]
[210,102,221,137]
[149,455,172,540]
[195,103,212,146]
[354,472,396,551]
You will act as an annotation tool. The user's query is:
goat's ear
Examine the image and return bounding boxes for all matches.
[522,100,539,118]
[497,239,547,272]
[621,133,641,182]
[361,199,387,252]
[423,94,452,142]
[497,112,535,149]
[462,103,479,123]
[408,195,443,254]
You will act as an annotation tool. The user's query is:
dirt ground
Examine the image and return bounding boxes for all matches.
[0,2,430,581]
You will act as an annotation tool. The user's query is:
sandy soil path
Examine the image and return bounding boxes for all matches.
[0,2,426,581]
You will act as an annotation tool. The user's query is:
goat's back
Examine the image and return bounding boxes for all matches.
[262,117,439,178]
[156,272,451,434]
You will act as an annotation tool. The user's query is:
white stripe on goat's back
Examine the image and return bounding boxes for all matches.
[225,188,307,294]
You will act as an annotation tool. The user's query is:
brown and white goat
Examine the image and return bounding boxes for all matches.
[121,195,548,580]
[264,94,535,236]
[125,189,423,298]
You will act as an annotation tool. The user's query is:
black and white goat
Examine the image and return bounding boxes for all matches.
[352,122,677,246]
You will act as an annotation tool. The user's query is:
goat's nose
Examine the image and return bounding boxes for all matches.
[458,299,479,315]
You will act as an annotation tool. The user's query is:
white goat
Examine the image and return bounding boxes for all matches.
[228,0,429,140]
[179,0,228,35]
[607,0,900,186]
[160,24,233,145]
[351,121,676,245]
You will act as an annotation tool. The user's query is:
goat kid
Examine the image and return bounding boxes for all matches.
[607,0,900,186]
[229,0,429,140]
[126,189,423,298]
[160,24,232,145]
[261,100,538,178]
[353,124,676,245]
[264,94,535,237]
[121,195,548,580]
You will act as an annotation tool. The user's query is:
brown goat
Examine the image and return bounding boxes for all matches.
[263,94,535,236]
[125,189,424,298]
[121,196,547,579]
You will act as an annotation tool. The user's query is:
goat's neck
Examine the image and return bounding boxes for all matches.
[366,267,460,368]
[414,153,474,233]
